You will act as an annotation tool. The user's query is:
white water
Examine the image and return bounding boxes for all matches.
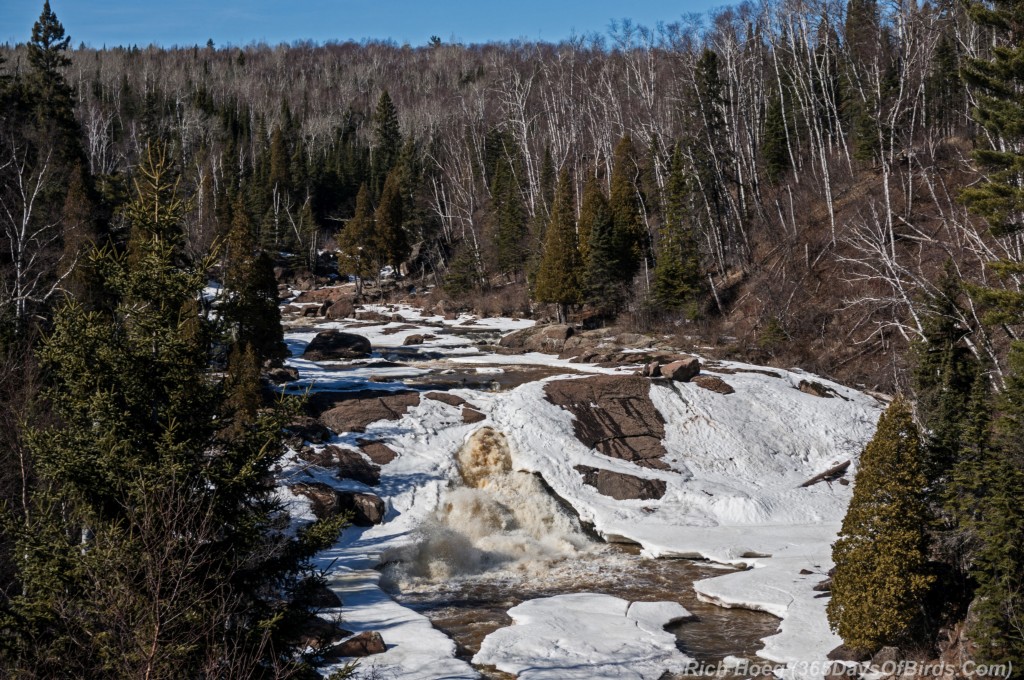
[388,427,593,582]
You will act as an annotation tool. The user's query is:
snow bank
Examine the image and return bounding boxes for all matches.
[473,593,693,680]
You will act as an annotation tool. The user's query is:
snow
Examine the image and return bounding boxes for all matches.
[278,303,884,679]
[472,593,694,680]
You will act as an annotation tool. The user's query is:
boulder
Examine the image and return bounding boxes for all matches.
[661,357,701,382]
[544,376,668,469]
[337,491,387,526]
[299,579,343,608]
[289,482,344,520]
[461,407,486,424]
[403,334,425,345]
[325,631,387,659]
[641,361,662,378]
[302,331,372,361]
[319,392,420,433]
[286,416,332,444]
[358,440,399,465]
[798,379,839,399]
[297,615,350,650]
[425,392,468,407]
[691,375,735,395]
[574,465,667,501]
[827,645,871,663]
[334,447,381,485]
[292,287,351,304]
[325,298,354,320]
[499,324,575,354]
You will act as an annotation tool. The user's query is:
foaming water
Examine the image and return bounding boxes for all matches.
[387,428,592,582]
[383,427,780,677]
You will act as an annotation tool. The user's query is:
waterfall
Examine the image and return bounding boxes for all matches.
[392,427,592,582]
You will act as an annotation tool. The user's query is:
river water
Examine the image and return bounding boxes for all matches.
[378,427,781,678]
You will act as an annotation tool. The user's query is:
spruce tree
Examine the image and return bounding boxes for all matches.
[580,174,622,318]
[609,135,646,282]
[651,145,702,316]
[2,145,343,676]
[375,167,408,274]
[828,398,934,653]
[763,93,791,184]
[490,155,528,282]
[535,167,582,323]
[371,90,402,198]
[339,183,377,298]
[222,196,287,367]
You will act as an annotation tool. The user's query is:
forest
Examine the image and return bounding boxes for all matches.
[1,0,1023,676]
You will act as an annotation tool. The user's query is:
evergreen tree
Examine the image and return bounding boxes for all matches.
[580,174,622,318]
[222,196,288,367]
[2,144,344,676]
[27,0,81,161]
[339,183,377,298]
[371,90,402,198]
[609,135,646,281]
[763,93,791,184]
[827,398,934,653]
[651,145,702,316]
[374,167,408,274]
[491,156,528,282]
[535,167,582,323]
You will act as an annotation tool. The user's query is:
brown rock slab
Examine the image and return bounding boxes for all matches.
[691,375,735,394]
[325,631,387,659]
[425,392,468,407]
[298,615,350,650]
[574,465,667,501]
[358,440,399,465]
[328,446,381,486]
[325,298,354,320]
[403,334,425,345]
[302,330,372,361]
[287,416,332,444]
[544,376,668,470]
[462,407,486,424]
[661,357,701,382]
[337,491,386,526]
[320,392,420,433]
[798,379,839,399]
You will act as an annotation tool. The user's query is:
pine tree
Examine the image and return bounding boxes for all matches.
[828,398,934,653]
[651,145,702,316]
[1,144,343,676]
[26,0,80,161]
[222,196,287,367]
[580,174,622,319]
[535,167,582,323]
[339,183,377,298]
[371,90,402,198]
[763,93,791,184]
[609,135,646,281]
[375,167,408,274]
[491,156,528,282]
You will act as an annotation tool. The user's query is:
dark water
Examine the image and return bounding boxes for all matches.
[385,543,781,679]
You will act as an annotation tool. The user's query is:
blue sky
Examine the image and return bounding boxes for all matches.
[2,1,728,49]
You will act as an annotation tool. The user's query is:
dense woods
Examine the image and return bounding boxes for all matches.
[1,0,1024,674]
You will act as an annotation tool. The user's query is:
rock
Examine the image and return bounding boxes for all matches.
[286,416,332,444]
[297,615,350,650]
[300,305,319,318]
[289,482,344,520]
[691,374,735,394]
[325,631,387,659]
[403,334,425,345]
[499,324,575,354]
[266,366,300,384]
[302,331,372,361]
[391,313,405,322]
[299,579,343,609]
[331,446,380,483]
[337,491,387,526]
[574,465,667,500]
[827,645,871,662]
[325,298,354,320]
[641,361,662,377]
[320,392,420,433]
[462,407,486,424]
[355,309,389,322]
[358,440,399,465]
[292,287,351,305]
[798,379,838,399]
[871,647,901,669]
[545,376,668,469]
[661,357,701,382]
[425,392,468,407]
[813,578,832,592]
